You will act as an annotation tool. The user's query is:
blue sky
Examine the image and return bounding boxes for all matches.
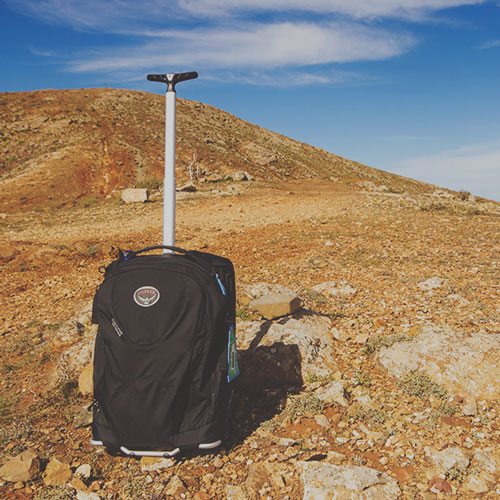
[1,0,499,201]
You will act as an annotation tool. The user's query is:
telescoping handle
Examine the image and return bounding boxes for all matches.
[147,71,198,253]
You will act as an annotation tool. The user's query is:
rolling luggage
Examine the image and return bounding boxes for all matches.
[89,72,239,457]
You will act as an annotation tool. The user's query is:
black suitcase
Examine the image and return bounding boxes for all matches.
[90,245,238,456]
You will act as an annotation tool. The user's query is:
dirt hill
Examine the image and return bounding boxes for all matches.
[1,88,432,212]
[0,89,499,499]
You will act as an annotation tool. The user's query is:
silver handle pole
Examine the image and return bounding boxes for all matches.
[146,72,198,255]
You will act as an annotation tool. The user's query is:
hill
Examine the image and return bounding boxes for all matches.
[0,89,499,499]
[1,88,431,212]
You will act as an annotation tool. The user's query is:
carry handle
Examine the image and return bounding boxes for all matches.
[123,245,188,259]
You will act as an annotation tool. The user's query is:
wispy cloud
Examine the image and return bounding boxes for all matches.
[8,0,489,30]
[479,39,500,49]
[68,22,413,75]
[179,0,488,20]
[6,0,490,86]
[391,139,500,201]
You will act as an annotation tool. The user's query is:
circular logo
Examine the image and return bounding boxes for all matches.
[133,286,160,307]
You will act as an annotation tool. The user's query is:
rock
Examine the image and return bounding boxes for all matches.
[121,188,148,203]
[75,464,91,480]
[164,476,186,496]
[417,277,447,291]
[140,457,176,472]
[76,492,101,500]
[360,181,389,193]
[471,448,500,474]
[424,447,469,475]
[377,324,500,400]
[428,477,453,494]
[299,462,400,499]
[240,283,296,301]
[466,474,491,494]
[42,457,72,486]
[0,244,18,262]
[226,485,248,500]
[0,449,40,482]
[237,314,337,388]
[311,282,357,297]
[232,171,247,182]
[78,363,93,396]
[461,396,477,416]
[176,181,197,192]
[245,463,268,499]
[249,293,304,319]
[244,171,254,181]
[432,189,454,199]
[314,414,331,428]
[315,381,350,407]
[74,405,93,428]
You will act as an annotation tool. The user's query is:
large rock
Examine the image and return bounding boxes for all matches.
[78,363,93,396]
[377,324,500,400]
[121,188,148,203]
[249,293,304,320]
[0,449,40,482]
[237,313,336,388]
[42,457,72,486]
[299,462,400,499]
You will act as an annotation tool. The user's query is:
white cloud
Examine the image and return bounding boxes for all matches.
[479,39,500,49]
[179,0,488,19]
[8,0,489,30]
[68,22,414,74]
[392,139,500,201]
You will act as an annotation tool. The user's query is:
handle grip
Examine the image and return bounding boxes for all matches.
[146,71,198,91]
[121,245,188,260]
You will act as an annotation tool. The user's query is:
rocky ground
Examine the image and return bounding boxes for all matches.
[0,179,499,499]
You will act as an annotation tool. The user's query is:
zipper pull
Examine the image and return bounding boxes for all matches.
[215,273,227,296]
[111,318,124,337]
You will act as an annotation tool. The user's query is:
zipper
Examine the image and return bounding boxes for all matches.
[215,273,227,296]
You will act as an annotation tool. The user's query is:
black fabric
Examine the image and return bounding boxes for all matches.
[91,249,236,451]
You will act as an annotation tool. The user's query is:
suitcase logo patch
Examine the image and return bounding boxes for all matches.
[133,286,160,307]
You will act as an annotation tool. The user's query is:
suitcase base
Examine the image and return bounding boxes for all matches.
[90,439,221,457]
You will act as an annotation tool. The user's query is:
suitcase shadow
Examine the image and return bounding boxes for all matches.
[229,320,304,447]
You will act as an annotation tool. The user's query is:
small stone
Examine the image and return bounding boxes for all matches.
[213,456,224,468]
[121,188,149,203]
[314,414,330,428]
[462,397,477,416]
[177,181,197,192]
[43,457,72,486]
[76,492,101,500]
[78,364,93,396]
[0,449,40,482]
[74,405,93,428]
[429,476,452,494]
[140,457,176,472]
[424,446,469,474]
[311,282,357,297]
[75,464,91,480]
[315,381,350,407]
[249,293,303,320]
[466,473,491,494]
[226,485,248,500]
[418,277,446,291]
[0,244,18,262]
[232,171,247,182]
[164,476,186,497]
